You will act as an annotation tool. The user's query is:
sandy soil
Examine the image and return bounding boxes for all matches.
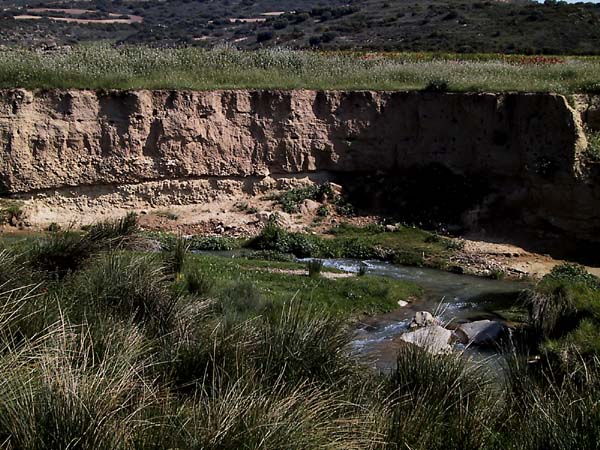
[453,239,600,280]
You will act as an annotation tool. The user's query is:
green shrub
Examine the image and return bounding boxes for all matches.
[546,262,600,289]
[46,222,61,232]
[489,269,506,280]
[154,210,179,220]
[249,223,321,258]
[188,235,237,251]
[316,205,329,217]
[423,78,450,92]
[0,203,24,226]
[247,250,296,262]
[270,184,334,214]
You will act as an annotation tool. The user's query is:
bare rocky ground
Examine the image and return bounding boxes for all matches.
[452,239,600,280]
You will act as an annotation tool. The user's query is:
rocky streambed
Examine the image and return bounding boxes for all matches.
[318,259,528,370]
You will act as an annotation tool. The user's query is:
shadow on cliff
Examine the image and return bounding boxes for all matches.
[340,163,488,231]
[337,163,600,266]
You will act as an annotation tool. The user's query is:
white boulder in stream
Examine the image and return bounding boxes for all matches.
[410,311,439,328]
[455,320,506,346]
[400,326,452,354]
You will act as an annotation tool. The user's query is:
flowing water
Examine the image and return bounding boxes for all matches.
[317,259,529,371]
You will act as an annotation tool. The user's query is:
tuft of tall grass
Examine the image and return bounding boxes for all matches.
[218,278,269,319]
[526,263,600,364]
[73,253,177,335]
[384,345,500,450]
[163,235,189,276]
[27,214,141,278]
[87,212,139,246]
[307,259,324,277]
[502,350,600,450]
[28,231,96,277]
[183,266,215,296]
[252,302,355,385]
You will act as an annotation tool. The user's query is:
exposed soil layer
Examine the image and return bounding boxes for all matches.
[0,89,599,269]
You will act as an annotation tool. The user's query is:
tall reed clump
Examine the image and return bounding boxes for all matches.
[72,252,178,336]
[28,213,140,278]
[163,234,189,277]
[86,212,139,246]
[384,345,500,450]
[501,351,600,450]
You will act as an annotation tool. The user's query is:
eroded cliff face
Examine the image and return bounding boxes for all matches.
[0,89,598,241]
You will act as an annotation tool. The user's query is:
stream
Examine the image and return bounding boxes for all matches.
[317,259,529,371]
[200,250,529,370]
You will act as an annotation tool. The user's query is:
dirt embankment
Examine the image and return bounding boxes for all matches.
[0,88,599,271]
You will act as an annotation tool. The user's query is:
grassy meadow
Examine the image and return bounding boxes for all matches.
[0,45,600,92]
[0,213,598,449]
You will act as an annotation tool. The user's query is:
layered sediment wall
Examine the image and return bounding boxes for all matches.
[0,89,598,240]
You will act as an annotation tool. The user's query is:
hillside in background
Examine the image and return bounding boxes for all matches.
[1,0,600,53]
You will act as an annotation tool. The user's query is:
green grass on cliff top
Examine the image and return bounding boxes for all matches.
[1,45,600,93]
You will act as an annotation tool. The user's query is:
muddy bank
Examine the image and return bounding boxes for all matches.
[0,89,599,247]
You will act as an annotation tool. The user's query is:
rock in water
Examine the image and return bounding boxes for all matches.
[410,311,438,328]
[455,320,507,346]
[400,326,452,354]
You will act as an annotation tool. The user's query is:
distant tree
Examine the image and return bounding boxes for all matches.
[321,31,337,43]
[256,31,273,43]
